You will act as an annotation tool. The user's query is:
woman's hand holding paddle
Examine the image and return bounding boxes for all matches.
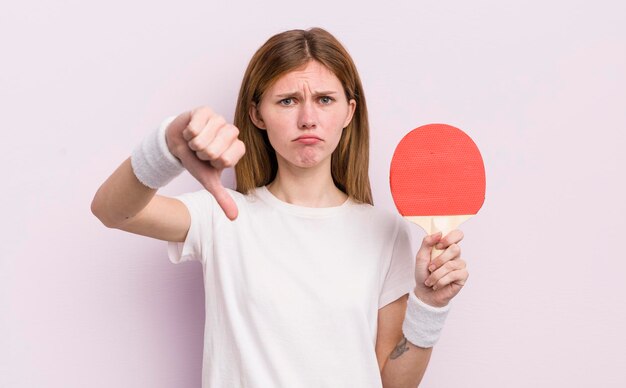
[412,230,469,308]
[389,123,483,309]
[166,106,245,221]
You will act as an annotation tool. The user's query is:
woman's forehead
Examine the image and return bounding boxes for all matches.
[267,61,342,93]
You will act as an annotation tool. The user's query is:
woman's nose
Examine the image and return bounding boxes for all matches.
[297,101,318,129]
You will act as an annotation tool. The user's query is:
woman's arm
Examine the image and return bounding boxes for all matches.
[376,295,432,388]
[91,106,245,241]
[377,231,469,387]
[91,157,190,242]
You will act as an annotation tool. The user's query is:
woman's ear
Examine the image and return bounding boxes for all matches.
[249,103,266,130]
[343,99,357,129]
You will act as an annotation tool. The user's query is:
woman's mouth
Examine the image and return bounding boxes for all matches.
[294,135,323,145]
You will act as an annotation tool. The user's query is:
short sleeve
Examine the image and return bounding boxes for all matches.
[167,190,214,264]
[378,219,416,308]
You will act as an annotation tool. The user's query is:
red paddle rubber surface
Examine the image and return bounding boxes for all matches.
[390,124,486,216]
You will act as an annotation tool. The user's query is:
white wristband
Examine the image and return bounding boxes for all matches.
[130,116,184,189]
[402,292,451,348]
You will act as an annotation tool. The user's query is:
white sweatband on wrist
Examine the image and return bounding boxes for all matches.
[402,292,451,348]
[130,116,184,189]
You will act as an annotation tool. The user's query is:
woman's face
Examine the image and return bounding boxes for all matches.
[250,60,356,171]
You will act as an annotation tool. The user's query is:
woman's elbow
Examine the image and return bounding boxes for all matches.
[90,193,122,229]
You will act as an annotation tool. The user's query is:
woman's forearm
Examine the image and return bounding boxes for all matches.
[91,157,157,228]
[381,337,433,388]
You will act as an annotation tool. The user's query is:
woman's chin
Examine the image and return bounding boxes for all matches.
[282,155,327,170]
[287,150,326,169]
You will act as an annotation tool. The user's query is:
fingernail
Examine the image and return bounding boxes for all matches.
[424,280,431,287]
[432,285,438,291]
[435,243,444,249]
[428,264,436,272]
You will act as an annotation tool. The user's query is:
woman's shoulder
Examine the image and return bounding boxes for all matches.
[349,200,407,227]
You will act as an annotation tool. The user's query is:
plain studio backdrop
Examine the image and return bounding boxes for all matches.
[1,0,624,387]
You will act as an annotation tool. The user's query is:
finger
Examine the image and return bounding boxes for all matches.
[189,163,239,221]
[183,106,214,141]
[428,243,461,272]
[178,151,240,221]
[188,115,227,152]
[416,232,442,261]
[425,259,466,287]
[210,139,246,170]
[195,124,239,162]
[209,182,239,220]
[415,232,442,275]
[432,268,469,292]
[435,229,464,250]
[168,111,192,135]
[163,112,193,158]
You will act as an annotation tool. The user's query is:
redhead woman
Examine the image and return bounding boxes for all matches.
[91,27,469,388]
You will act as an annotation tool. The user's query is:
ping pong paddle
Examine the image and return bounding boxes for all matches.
[390,123,485,258]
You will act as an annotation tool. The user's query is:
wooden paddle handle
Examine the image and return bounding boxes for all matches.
[405,215,473,260]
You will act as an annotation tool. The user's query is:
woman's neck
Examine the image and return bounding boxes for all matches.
[267,160,347,208]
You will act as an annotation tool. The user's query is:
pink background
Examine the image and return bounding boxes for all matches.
[1,1,625,387]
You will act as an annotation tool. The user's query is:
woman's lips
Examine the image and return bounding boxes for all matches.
[294,135,322,144]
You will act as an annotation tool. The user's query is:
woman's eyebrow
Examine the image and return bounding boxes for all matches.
[274,90,339,98]
[275,92,300,98]
[313,90,339,96]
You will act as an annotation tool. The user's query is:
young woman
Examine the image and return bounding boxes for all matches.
[92,27,469,388]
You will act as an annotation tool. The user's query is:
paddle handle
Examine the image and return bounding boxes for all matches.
[405,215,473,259]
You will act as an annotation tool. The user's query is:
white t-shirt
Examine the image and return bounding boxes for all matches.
[168,186,415,388]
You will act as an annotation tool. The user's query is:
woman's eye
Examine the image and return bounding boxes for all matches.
[279,98,294,106]
[319,96,333,104]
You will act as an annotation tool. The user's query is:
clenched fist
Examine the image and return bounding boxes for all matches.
[413,230,469,308]
[166,106,246,220]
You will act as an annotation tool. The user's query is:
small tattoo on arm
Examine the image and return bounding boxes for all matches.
[389,336,410,359]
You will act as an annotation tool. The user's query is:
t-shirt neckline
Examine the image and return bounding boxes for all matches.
[254,186,354,218]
